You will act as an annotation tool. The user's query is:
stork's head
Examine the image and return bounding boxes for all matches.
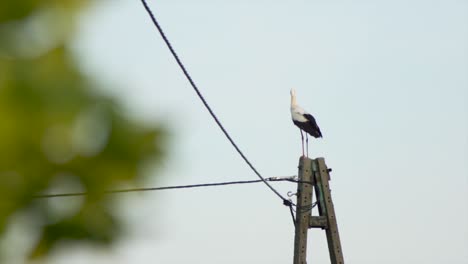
[290,88,296,98]
[290,88,297,106]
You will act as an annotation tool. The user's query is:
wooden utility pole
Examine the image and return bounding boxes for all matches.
[293,157,344,264]
[293,157,314,264]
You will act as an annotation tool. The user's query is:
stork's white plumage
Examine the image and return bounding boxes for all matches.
[290,89,322,157]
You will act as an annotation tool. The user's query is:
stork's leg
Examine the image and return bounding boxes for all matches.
[300,129,305,157]
[306,134,309,158]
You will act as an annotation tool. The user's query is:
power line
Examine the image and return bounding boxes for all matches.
[139,0,291,206]
[33,176,298,199]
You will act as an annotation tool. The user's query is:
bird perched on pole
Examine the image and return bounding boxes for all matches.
[290,88,322,157]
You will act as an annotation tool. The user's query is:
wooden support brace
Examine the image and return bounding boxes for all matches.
[314,158,344,264]
[309,216,328,229]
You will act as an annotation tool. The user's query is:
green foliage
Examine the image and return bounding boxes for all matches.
[0,0,85,24]
[0,0,166,259]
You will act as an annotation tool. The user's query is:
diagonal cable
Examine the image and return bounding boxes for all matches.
[140,0,292,206]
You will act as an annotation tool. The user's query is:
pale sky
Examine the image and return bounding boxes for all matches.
[31,0,468,263]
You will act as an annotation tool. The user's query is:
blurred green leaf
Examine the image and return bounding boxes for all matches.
[0,0,167,259]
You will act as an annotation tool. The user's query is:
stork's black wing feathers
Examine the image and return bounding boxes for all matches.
[303,114,323,138]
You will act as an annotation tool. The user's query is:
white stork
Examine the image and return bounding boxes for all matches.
[290,88,322,157]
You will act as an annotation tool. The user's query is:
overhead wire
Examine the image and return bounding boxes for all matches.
[33,176,298,199]
[139,0,292,207]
